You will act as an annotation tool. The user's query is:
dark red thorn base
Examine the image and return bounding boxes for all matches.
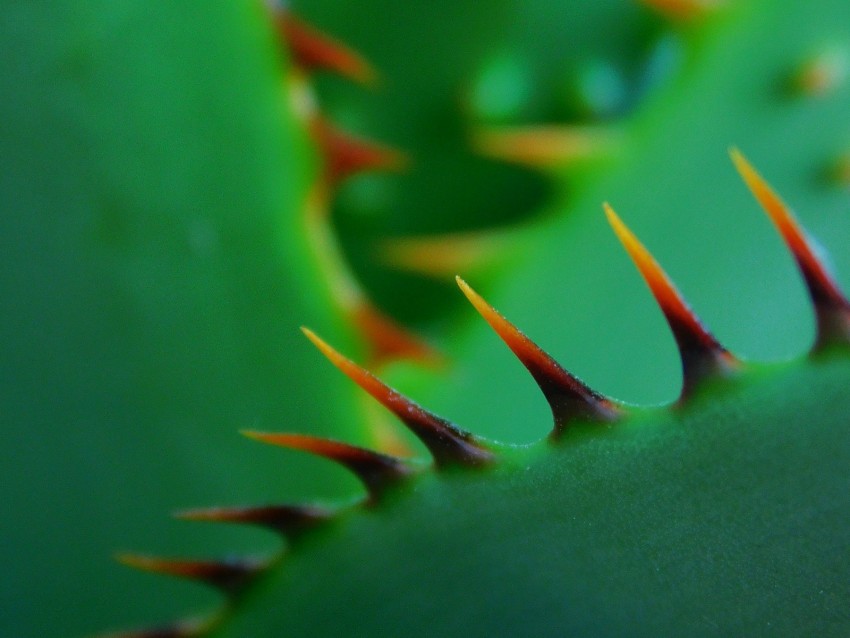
[731,149,850,350]
[243,431,412,501]
[605,204,739,398]
[302,328,496,468]
[312,118,408,186]
[456,277,621,437]
[176,504,333,539]
[269,8,377,86]
[115,554,265,597]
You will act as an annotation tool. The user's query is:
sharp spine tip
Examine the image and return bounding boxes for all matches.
[604,203,738,397]
[455,276,621,436]
[175,504,333,539]
[243,430,412,501]
[730,149,850,350]
[116,553,265,596]
[301,328,495,467]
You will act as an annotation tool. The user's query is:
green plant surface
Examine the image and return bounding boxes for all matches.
[1,4,368,637]
[214,353,850,636]
[3,0,850,637]
[402,0,850,440]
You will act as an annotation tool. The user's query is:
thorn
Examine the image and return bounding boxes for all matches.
[791,48,847,97]
[270,8,378,86]
[471,125,617,169]
[638,0,720,21]
[242,431,412,501]
[301,328,495,468]
[175,504,333,539]
[382,231,510,279]
[115,554,265,597]
[604,204,738,397]
[455,277,621,437]
[730,149,850,349]
[351,302,442,367]
[311,119,409,186]
[302,185,436,368]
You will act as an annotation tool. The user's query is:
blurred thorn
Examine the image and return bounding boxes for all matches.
[269,7,379,86]
[116,554,266,597]
[311,119,409,186]
[790,48,847,98]
[471,125,618,169]
[382,231,511,279]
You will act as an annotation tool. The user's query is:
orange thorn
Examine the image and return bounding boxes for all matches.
[605,204,738,396]
[312,119,409,186]
[472,125,617,168]
[270,8,378,86]
[351,302,440,367]
[791,49,847,97]
[175,504,333,539]
[242,431,411,501]
[456,277,621,437]
[382,232,509,279]
[731,149,850,349]
[301,328,495,467]
[115,554,265,596]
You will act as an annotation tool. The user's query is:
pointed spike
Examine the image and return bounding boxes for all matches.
[243,431,412,500]
[455,277,621,437]
[730,149,850,349]
[270,8,378,86]
[312,119,409,186]
[301,328,495,467]
[175,504,333,539]
[351,301,441,367]
[116,554,265,597]
[471,125,617,169]
[604,204,738,396]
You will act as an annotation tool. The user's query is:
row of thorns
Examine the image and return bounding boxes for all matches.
[106,5,850,637]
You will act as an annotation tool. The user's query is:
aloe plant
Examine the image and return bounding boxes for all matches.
[3,0,850,636]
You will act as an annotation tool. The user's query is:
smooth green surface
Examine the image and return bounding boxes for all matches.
[1,3,367,636]
[215,355,850,636]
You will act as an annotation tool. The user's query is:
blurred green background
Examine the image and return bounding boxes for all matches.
[2,1,849,636]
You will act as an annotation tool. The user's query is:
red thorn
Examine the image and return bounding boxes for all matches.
[115,554,265,597]
[605,204,738,397]
[351,302,441,367]
[731,149,850,350]
[301,328,495,468]
[175,504,333,539]
[312,119,408,186]
[455,277,621,437]
[270,9,378,86]
[242,431,412,501]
